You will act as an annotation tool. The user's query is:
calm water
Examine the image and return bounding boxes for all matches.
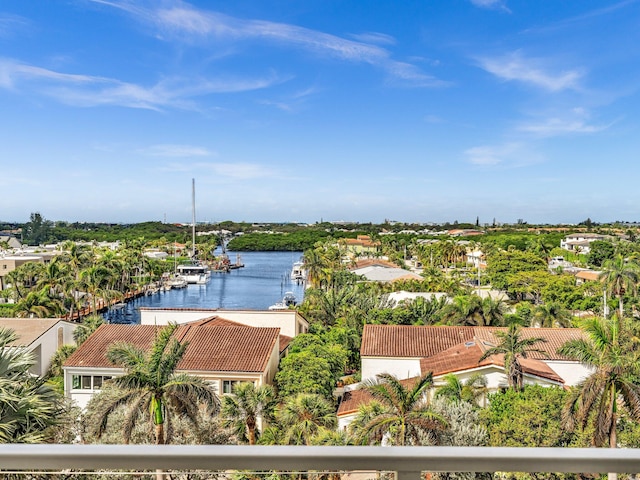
[106,251,305,324]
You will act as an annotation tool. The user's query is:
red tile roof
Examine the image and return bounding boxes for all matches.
[64,323,279,373]
[419,340,564,384]
[337,377,422,417]
[350,259,398,270]
[361,325,584,361]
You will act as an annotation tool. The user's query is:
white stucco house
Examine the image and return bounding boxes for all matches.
[337,324,592,430]
[560,233,611,255]
[63,318,282,410]
[0,318,77,377]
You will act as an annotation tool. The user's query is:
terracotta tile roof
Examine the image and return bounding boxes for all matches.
[279,334,293,352]
[351,259,397,270]
[0,318,70,347]
[419,340,564,384]
[337,388,373,417]
[361,325,585,361]
[575,270,601,281]
[64,323,279,373]
[337,377,422,417]
[361,325,475,357]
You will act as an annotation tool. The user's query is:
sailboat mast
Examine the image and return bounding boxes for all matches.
[192,178,196,258]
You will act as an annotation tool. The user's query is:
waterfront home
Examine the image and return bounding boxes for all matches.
[337,324,592,429]
[560,233,611,254]
[359,324,590,384]
[63,319,281,409]
[0,318,77,377]
[139,307,309,338]
[341,235,380,256]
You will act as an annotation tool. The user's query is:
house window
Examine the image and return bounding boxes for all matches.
[72,375,113,390]
[222,380,254,394]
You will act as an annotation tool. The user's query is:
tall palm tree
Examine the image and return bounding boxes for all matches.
[221,382,276,445]
[0,327,61,443]
[79,265,116,315]
[558,315,640,476]
[599,255,640,318]
[92,323,219,445]
[303,248,329,289]
[353,373,447,446]
[478,324,547,391]
[277,393,337,446]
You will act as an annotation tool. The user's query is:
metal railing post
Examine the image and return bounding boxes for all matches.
[396,471,422,480]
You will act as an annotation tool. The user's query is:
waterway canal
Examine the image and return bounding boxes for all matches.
[106,251,305,324]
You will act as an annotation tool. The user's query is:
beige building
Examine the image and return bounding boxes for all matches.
[63,318,282,410]
[0,255,46,290]
[0,318,77,376]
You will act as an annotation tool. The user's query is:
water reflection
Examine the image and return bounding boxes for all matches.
[106,251,305,324]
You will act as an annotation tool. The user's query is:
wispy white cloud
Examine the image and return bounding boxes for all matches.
[523,0,638,34]
[465,142,542,167]
[0,59,100,89]
[90,0,445,87]
[348,32,397,46]
[0,58,282,109]
[0,13,30,38]
[469,0,512,13]
[518,108,611,137]
[477,51,583,91]
[138,144,213,157]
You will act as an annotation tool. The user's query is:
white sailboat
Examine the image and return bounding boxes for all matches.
[177,179,210,284]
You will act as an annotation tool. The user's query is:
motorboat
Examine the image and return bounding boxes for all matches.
[268,291,297,310]
[176,262,210,284]
[291,260,306,282]
[166,274,188,289]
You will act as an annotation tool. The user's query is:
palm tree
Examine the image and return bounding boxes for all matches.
[481,296,507,326]
[221,382,276,445]
[92,323,219,445]
[442,295,484,326]
[532,302,573,328]
[14,287,64,318]
[478,324,548,391]
[558,315,640,478]
[434,373,488,406]
[303,248,329,289]
[353,373,447,446]
[599,255,640,318]
[277,393,337,446]
[0,327,61,443]
[79,265,116,316]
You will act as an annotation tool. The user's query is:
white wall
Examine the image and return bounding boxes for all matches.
[64,367,124,411]
[544,360,593,386]
[361,357,421,382]
[139,308,308,338]
[31,321,76,377]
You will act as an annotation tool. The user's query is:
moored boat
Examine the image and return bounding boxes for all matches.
[268,291,297,310]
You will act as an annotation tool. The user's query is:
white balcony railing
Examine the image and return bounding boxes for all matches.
[2,445,640,478]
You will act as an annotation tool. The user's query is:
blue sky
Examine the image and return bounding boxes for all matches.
[1,0,639,225]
